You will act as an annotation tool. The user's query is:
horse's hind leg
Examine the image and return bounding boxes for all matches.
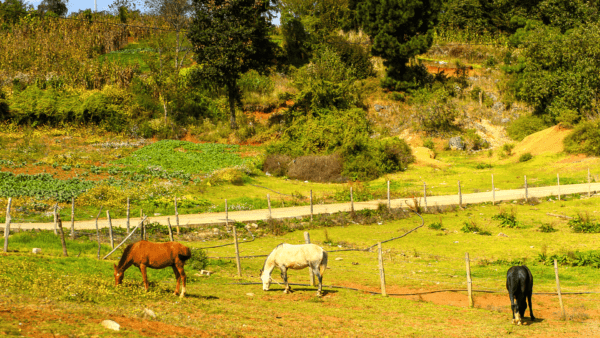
[313,267,323,297]
[176,262,186,298]
[172,265,181,296]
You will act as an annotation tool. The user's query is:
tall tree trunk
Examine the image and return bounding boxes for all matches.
[228,81,237,129]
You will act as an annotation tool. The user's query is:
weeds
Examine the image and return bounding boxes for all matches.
[492,208,521,228]
[460,220,491,235]
[568,213,600,233]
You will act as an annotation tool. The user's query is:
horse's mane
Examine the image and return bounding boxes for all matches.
[117,243,135,269]
[261,243,284,272]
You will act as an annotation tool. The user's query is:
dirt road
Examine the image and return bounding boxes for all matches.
[9,182,600,231]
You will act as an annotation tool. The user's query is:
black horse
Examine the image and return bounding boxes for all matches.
[506,265,535,325]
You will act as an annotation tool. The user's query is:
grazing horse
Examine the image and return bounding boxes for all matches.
[506,265,535,325]
[114,241,191,298]
[260,243,328,296]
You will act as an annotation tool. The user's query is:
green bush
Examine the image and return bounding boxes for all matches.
[539,223,557,233]
[506,115,548,141]
[564,121,600,156]
[501,143,515,156]
[463,129,489,150]
[518,153,533,162]
[492,209,521,228]
[475,162,493,169]
[423,138,435,150]
[569,213,600,233]
[239,70,275,96]
[461,221,492,235]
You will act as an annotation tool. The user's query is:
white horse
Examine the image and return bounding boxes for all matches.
[260,243,328,296]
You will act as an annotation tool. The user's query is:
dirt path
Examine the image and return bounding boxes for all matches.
[9,182,600,231]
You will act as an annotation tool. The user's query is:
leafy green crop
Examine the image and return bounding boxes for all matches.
[116,140,246,174]
[0,172,95,202]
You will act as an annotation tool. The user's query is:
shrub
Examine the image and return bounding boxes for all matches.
[492,209,521,228]
[262,154,292,177]
[463,129,489,150]
[238,70,274,96]
[569,213,600,233]
[539,223,558,233]
[518,153,533,162]
[423,138,435,150]
[563,121,600,156]
[287,154,344,182]
[506,115,548,141]
[475,163,493,169]
[501,143,515,156]
[185,249,208,271]
[428,222,443,230]
[461,221,491,235]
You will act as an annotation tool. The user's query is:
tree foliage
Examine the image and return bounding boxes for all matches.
[188,0,277,129]
[506,22,600,125]
[348,0,442,91]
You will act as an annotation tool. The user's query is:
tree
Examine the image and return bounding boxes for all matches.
[348,0,442,91]
[187,0,277,129]
[37,0,69,17]
[0,0,30,26]
[145,0,192,71]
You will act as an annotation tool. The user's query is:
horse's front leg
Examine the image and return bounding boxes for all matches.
[172,265,181,296]
[140,264,149,291]
[280,266,291,294]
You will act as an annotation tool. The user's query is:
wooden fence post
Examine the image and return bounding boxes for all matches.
[95,206,104,259]
[57,217,68,257]
[466,252,474,308]
[524,175,528,202]
[350,187,354,213]
[588,168,591,198]
[554,259,566,320]
[388,181,391,210]
[225,199,228,227]
[140,209,144,241]
[107,210,114,249]
[167,217,174,241]
[305,231,315,286]
[458,181,462,208]
[310,190,313,222]
[3,198,11,253]
[174,197,180,235]
[378,242,387,297]
[492,174,495,206]
[557,173,561,201]
[53,203,58,235]
[70,197,75,240]
[126,197,130,234]
[233,226,241,277]
[102,216,147,260]
[267,194,272,218]
[423,182,427,212]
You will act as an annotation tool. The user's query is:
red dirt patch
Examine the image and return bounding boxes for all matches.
[558,154,589,164]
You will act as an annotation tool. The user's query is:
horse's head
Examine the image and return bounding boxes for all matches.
[114,264,124,286]
[260,268,271,291]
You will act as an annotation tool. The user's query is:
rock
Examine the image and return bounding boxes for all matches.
[246,293,254,297]
[32,248,42,254]
[374,104,385,112]
[200,270,212,276]
[212,228,220,235]
[335,257,343,261]
[501,118,511,123]
[101,320,120,331]
[249,223,259,229]
[492,102,504,113]
[144,308,156,319]
[498,233,508,237]
[448,137,465,150]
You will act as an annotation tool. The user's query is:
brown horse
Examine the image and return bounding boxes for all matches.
[114,241,192,298]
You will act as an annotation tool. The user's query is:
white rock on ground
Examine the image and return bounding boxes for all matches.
[101,320,120,331]
[32,248,42,254]
[144,308,156,318]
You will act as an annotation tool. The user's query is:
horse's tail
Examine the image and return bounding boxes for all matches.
[319,251,328,277]
[179,245,192,262]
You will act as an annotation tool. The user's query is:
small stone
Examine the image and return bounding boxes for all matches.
[200,270,212,276]
[454,241,459,244]
[498,233,508,237]
[246,293,254,297]
[32,248,42,254]
[101,320,120,331]
[144,308,156,318]
[530,246,534,249]
[335,257,343,261]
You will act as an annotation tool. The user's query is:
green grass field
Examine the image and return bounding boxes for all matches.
[3,194,600,336]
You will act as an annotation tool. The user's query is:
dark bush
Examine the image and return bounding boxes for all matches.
[262,154,292,177]
[564,121,600,156]
[569,213,600,233]
[518,153,533,162]
[506,115,548,141]
[287,154,344,183]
